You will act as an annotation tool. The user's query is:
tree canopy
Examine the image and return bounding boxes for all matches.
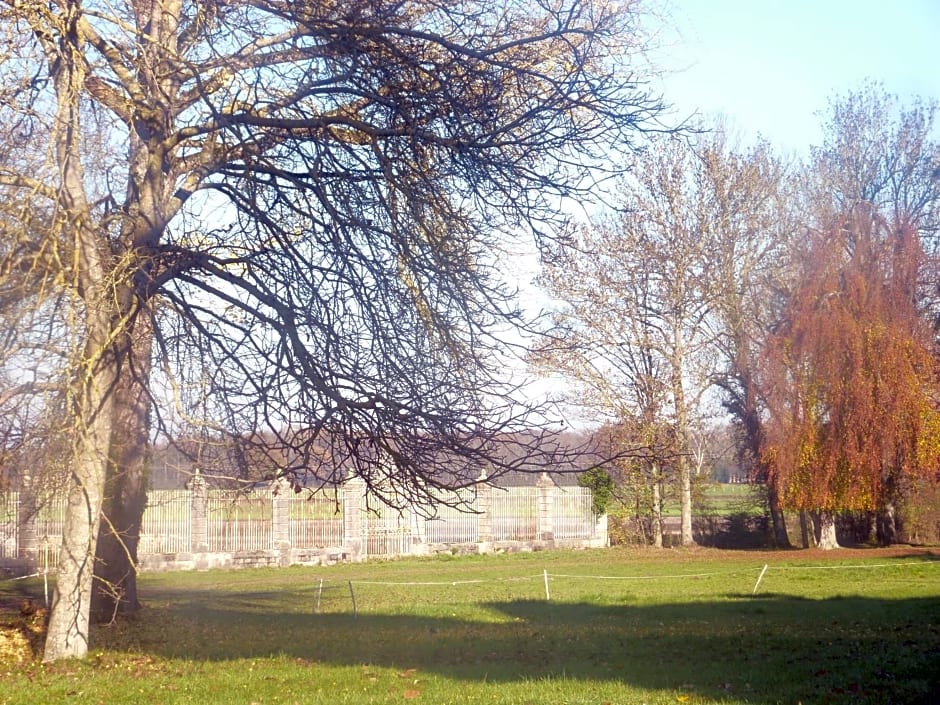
[761,207,940,518]
[0,0,668,660]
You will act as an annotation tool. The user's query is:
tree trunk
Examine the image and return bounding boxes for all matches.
[651,473,663,548]
[814,511,840,550]
[799,510,815,548]
[44,325,119,661]
[767,481,791,548]
[93,314,153,622]
[91,86,166,620]
[876,475,899,546]
[678,456,693,546]
[670,355,694,547]
[43,30,118,660]
[876,503,898,546]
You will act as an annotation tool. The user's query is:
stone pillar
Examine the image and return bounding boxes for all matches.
[189,469,209,552]
[536,472,555,544]
[595,513,609,547]
[476,471,493,552]
[343,476,367,559]
[408,506,429,556]
[17,475,38,570]
[272,477,291,565]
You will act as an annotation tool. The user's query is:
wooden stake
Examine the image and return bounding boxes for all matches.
[753,564,769,595]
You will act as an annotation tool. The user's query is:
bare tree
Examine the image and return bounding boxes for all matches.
[537,132,742,547]
[808,82,940,237]
[701,132,792,547]
[0,0,668,660]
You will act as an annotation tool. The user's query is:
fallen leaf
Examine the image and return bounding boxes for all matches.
[403,689,421,699]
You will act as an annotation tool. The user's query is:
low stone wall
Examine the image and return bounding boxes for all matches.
[137,545,361,572]
[133,532,607,573]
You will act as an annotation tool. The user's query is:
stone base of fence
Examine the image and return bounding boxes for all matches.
[132,533,608,574]
[138,546,364,572]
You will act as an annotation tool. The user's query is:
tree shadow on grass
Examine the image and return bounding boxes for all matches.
[111,585,940,705]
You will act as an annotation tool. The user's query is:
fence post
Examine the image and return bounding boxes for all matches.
[17,476,39,569]
[408,503,428,556]
[343,476,366,559]
[272,477,291,565]
[536,472,556,544]
[189,470,209,552]
[476,471,493,552]
[595,513,609,547]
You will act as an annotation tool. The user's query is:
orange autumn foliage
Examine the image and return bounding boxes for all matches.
[761,207,940,512]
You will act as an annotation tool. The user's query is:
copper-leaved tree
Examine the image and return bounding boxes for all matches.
[761,207,940,549]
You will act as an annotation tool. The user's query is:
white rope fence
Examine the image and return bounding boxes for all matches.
[0,569,51,606]
[317,560,938,615]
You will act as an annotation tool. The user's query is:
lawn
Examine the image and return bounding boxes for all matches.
[2,546,939,704]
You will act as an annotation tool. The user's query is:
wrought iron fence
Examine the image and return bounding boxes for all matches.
[0,479,601,568]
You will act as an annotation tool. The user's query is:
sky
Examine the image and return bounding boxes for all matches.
[516,1,940,421]
[655,0,940,153]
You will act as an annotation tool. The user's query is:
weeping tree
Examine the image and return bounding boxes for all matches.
[0,0,668,660]
[763,83,940,548]
[760,206,940,549]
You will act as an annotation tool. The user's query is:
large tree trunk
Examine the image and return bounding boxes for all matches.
[876,502,898,546]
[737,374,791,549]
[814,511,840,550]
[875,474,899,545]
[44,322,119,661]
[670,354,694,547]
[91,65,167,619]
[43,28,119,660]
[93,317,152,621]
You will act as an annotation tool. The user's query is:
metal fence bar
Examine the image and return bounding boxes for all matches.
[364,502,411,558]
[0,491,18,559]
[288,495,345,548]
[553,486,595,539]
[206,490,273,552]
[421,489,480,544]
[34,494,66,569]
[141,490,193,554]
[491,487,538,541]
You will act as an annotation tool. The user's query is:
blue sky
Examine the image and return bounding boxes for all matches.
[656,0,940,153]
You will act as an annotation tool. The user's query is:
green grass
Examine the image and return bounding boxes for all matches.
[2,547,939,704]
[698,483,763,513]
[657,482,763,518]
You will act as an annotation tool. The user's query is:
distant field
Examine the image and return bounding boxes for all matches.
[2,546,938,704]
[657,481,763,518]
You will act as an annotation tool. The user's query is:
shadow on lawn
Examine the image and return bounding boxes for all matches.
[117,585,940,705]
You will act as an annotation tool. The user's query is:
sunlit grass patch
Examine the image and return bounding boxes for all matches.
[2,547,938,704]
